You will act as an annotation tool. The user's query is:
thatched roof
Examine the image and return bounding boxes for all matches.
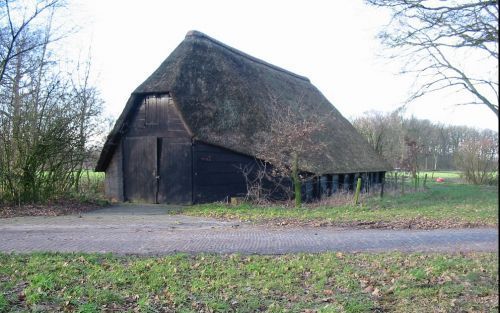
[96,30,391,174]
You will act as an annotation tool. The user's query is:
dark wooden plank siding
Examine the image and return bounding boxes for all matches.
[123,136,157,203]
[167,103,186,131]
[115,94,193,204]
[193,142,258,203]
[126,95,191,140]
[158,141,192,204]
[332,174,339,193]
[312,176,319,199]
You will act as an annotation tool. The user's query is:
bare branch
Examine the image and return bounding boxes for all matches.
[367,0,498,117]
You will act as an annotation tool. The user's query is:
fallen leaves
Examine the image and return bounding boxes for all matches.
[17,291,25,302]
[0,199,104,218]
[371,287,381,297]
[267,217,490,230]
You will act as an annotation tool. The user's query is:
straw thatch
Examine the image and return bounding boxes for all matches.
[96,30,390,174]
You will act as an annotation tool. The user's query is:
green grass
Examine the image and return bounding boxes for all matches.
[365,182,498,224]
[420,171,461,179]
[175,181,498,227]
[0,252,497,312]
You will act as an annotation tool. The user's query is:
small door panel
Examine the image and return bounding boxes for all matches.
[158,140,192,204]
[123,137,157,202]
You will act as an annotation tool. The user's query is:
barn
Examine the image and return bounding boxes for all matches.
[95,30,391,204]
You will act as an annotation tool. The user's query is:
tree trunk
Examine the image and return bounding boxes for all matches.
[292,153,302,207]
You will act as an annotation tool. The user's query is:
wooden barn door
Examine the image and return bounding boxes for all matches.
[123,137,157,203]
[157,140,192,204]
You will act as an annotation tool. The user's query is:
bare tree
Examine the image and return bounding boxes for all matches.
[352,109,498,172]
[352,110,406,167]
[69,54,105,192]
[0,0,62,84]
[352,111,394,155]
[252,92,329,207]
[0,0,104,203]
[455,135,498,184]
[237,161,292,204]
[400,136,422,178]
[366,0,499,117]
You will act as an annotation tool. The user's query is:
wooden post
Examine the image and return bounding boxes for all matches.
[380,176,385,198]
[230,197,243,205]
[354,177,362,205]
[401,175,405,194]
[325,175,332,196]
[423,173,428,189]
[332,175,339,194]
[362,173,369,193]
[395,172,398,190]
[344,174,350,192]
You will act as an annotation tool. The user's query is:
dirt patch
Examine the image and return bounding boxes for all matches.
[0,200,105,218]
[260,217,493,230]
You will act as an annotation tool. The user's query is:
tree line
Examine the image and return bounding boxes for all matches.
[0,0,103,203]
[359,0,498,185]
[352,110,498,184]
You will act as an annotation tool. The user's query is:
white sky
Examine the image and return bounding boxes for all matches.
[67,0,498,130]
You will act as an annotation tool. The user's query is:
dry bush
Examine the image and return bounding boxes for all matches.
[306,192,359,208]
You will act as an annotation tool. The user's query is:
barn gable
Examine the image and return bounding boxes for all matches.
[96,30,390,175]
[102,94,193,203]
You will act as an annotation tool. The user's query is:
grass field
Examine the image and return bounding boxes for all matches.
[175,178,498,228]
[1,172,497,312]
[0,252,497,312]
[421,171,461,179]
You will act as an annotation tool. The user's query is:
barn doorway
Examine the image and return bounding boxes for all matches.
[123,137,192,204]
[157,140,192,204]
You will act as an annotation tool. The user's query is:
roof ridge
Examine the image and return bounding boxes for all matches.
[185,30,310,83]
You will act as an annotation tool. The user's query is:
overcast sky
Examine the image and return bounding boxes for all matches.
[68,0,498,130]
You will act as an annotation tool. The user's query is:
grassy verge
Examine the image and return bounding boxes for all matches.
[0,252,497,312]
[175,181,498,228]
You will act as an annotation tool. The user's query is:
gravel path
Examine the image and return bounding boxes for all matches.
[0,205,497,255]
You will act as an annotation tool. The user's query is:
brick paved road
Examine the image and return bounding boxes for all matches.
[0,205,497,255]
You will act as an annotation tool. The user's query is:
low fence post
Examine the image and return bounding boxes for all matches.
[423,173,428,189]
[354,177,362,205]
[380,177,385,198]
[401,175,405,194]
